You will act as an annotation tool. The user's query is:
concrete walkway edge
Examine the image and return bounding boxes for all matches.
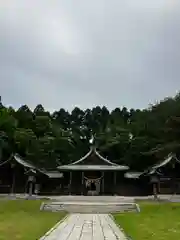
[39,215,69,240]
[109,214,128,239]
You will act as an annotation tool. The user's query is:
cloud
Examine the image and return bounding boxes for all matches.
[0,0,180,111]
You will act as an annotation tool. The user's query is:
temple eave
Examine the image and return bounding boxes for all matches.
[57,165,129,171]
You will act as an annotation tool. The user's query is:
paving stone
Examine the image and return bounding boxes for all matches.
[41,214,127,240]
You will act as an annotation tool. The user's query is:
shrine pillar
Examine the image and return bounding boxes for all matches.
[81,172,84,195]
[102,172,104,195]
[69,172,72,195]
[114,171,117,195]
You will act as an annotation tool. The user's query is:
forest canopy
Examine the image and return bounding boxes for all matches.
[1,93,180,171]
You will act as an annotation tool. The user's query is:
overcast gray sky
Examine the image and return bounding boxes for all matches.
[0,0,180,112]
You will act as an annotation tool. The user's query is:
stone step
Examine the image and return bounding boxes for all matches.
[50,196,135,203]
[40,202,140,213]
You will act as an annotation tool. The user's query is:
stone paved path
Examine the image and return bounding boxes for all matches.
[41,214,127,240]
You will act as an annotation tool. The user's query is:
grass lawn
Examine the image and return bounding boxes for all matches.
[0,200,66,240]
[114,202,180,240]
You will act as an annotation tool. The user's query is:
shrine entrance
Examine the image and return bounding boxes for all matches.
[84,171,102,195]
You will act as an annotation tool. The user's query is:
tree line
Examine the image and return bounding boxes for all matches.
[0,93,180,170]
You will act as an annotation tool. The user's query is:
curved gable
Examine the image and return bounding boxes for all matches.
[70,147,116,166]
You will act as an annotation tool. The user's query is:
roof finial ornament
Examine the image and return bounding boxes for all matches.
[89,135,95,145]
[89,133,96,150]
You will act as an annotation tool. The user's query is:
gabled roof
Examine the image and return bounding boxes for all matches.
[151,153,175,170]
[57,146,129,171]
[14,154,37,170]
[13,154,63,178]
[142,153,179,176]
[70,146,118,166]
